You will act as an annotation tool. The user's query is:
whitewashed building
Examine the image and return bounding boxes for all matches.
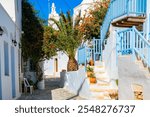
[73,0,101,21]
[0,0,22,99]
[43,3,68,78]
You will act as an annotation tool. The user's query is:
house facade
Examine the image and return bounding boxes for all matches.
[73,0,102,21]
[0,0,22,99]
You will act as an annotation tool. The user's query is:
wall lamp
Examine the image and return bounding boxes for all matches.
[0,26,4,36]
[12,39,17,46]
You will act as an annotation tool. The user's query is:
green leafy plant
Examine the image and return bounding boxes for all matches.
[46,11,83,71]
[89,73,96,78]
[78,0,110,41]
[22,0,45,81]
[86,66,94,72]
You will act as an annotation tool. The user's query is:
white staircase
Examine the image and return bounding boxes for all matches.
[89,62,118,100]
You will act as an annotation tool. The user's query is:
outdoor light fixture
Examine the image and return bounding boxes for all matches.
[0,26,4,36]
[12,39,17,46]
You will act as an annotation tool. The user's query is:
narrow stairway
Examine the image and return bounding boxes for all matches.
[89,62,118,100]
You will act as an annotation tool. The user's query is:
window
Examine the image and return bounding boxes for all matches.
[4,42,9,76]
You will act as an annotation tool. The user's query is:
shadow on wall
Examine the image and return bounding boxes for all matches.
[60,68,91,99]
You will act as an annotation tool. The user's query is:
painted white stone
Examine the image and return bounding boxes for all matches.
[61,68,91,99]
[102,25,119,80]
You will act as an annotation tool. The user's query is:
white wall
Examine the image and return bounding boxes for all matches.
[102,25,118,80]
[73,0,102,23]
[0,0,16,21]
[61,68,91,99]
[0,2,21,99]
[44,52,68,77]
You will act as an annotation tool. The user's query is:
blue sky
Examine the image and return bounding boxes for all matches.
[29,0,82,21]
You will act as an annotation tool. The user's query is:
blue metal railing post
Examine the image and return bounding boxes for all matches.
[148,47,150,66]
[84,46,87,68]
[116,30,119,65]
[77,47,79,64]
[126,0,129,15]
[100,26,102,61]
[84,46,87,70]
[131,26,136,61]
[93,37,96,65]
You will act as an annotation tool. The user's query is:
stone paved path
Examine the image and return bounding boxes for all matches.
[18,78,85,100]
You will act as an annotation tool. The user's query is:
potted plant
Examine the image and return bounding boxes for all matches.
[89,73,97,84]
[86,66,94,77]
[89,59,94,66]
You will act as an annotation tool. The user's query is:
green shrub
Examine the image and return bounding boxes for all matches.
[86,66,94,72]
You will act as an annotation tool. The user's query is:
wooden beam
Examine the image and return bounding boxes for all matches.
[127,18,145,23]
[112,16,145,28]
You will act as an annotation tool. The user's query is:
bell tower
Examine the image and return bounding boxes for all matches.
[48,2,59,28]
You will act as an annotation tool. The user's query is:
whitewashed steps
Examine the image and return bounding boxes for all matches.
[90,81,117,92]
[94,61,104,66]
[96,80,110,86]
[90,92,111,100]
[88,61,118,100]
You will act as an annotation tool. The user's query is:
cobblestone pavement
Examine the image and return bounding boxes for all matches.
[18,78,85,100]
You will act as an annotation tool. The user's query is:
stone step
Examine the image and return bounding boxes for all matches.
[91,92,104,98]
[95,61,104,66]
[95,72,108,78]
[95,66,105,69]
[90,83,117,92]
[91,91,109,97]
[90,84,112,91]
[96,77,110,83]
[96,80,110,86]
[91,93,112,100]
[94,69,105,74]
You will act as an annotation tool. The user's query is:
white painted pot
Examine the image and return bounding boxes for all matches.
[37,80,45,90]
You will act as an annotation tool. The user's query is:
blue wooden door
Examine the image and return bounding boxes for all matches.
[0,48,2,99]
[11,46,16,98]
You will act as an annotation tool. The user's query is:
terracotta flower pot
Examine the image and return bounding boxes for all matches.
[89,77,97,84]
[89,59,94,66]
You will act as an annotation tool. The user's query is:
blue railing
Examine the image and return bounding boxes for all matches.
[117,28,133,55]
[78,46,92,65]
[133,27,150,66]
[101,0,146,44]
[93,38,101,63]
[117,26,150,67]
